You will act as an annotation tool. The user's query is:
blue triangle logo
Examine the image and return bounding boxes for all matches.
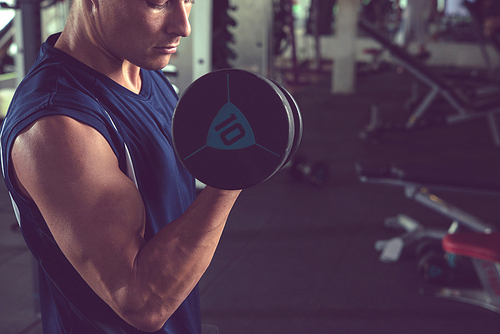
[206,101,256,150]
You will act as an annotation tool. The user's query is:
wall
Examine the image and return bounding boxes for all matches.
[228,0,271,75]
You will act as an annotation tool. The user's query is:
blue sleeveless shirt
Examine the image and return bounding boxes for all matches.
[0,34,199,334]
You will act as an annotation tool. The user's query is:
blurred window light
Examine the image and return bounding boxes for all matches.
[0,0,15,31]
[445,0,470,17]
[438,0,445,12]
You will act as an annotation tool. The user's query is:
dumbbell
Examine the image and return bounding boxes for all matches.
[289,155,329,187]
[172,69,303,190]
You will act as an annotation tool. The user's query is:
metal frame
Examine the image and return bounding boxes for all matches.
[358,19,500,147]
[434,259,500,315]
[359,171,496,262]
[359,166,500,315]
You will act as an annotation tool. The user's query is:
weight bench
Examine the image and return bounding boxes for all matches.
[358,19,500,147]
[357,163,497,262]
[357,163,500,314]
[440,232,500,314]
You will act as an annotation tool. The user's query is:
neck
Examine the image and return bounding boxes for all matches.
[54,1,142,94]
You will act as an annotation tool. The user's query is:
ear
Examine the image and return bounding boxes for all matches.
[85,0,99,12]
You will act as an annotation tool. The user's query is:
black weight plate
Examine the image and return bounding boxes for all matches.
[172,69,295,190]
[269,80,303,168]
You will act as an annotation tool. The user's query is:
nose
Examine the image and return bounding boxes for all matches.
[166,1,192,37]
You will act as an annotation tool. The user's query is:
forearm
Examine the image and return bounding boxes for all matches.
[125,186,241,331]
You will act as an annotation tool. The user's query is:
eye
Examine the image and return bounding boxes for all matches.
[146,0,194,10]
[146,0,168,10]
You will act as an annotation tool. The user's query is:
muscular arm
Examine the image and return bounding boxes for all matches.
[11,115,240,332]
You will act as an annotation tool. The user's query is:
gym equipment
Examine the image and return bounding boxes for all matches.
[289,155,329,187]
[358,163,496,262]
[172,68,302,190]
[271,78,303,167]
[357,163,500,315]
[463,0,500,78]
[212,1,238,70]
[272,0,300,82]
[441,231,500,313]
[358,19,500,147]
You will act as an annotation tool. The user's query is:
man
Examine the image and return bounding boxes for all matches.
[395,0,436,60]
[0,0,241,333]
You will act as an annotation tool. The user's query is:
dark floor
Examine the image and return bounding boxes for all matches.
[2,66,500,333]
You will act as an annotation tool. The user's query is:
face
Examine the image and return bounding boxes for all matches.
[90,0,193,70]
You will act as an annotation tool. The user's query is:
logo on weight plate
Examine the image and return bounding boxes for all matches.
[183,74,280,160]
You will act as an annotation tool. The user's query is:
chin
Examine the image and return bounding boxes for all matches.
[139,56,172,71]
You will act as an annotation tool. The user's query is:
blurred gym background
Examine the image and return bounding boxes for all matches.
[2,0,500,333]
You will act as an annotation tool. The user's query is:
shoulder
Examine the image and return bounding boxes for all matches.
[2,56,120,159]
[8,52,102,121]
[13,115,116,168]
[11,115,119,199]
[15,115,103,147]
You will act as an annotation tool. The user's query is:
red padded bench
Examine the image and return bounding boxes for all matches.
[443,232,500,263]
